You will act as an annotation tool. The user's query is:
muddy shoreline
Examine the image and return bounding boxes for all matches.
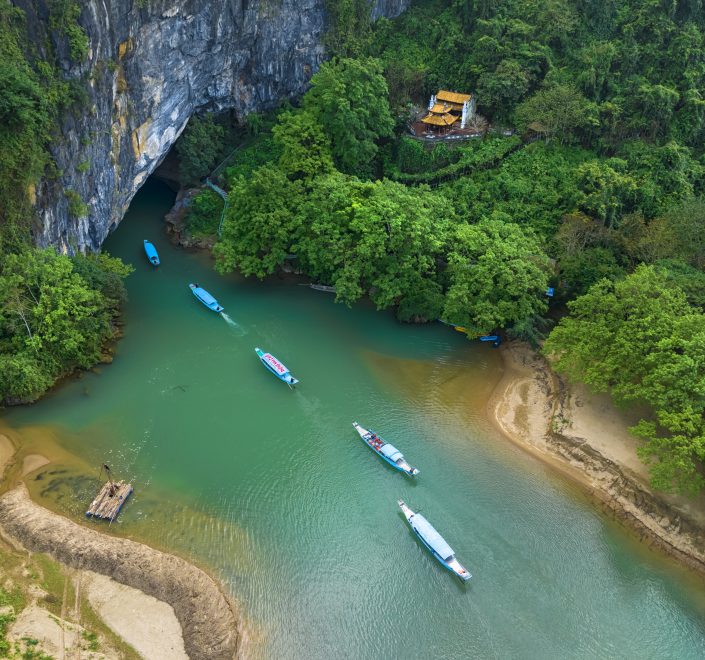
[489,341,705,577]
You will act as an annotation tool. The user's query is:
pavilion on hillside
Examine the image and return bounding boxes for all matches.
[420,90,476,134]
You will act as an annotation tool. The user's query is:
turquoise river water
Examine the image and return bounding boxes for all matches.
[4,180,705,659]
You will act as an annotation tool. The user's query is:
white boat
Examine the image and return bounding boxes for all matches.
[398,500,471,581]
[352,422,419,476]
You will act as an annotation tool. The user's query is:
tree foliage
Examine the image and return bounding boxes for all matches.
[166,0,705,495]
[176,115,225,185]
[442,218,551,335]
[544,266,705,493]
[303,58,394,176]
[514,84,598,142]
[0,249,132,403]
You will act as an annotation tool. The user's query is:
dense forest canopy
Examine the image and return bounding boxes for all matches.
[201,0,705,494]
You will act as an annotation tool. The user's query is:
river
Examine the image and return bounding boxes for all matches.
[4,180,705,659]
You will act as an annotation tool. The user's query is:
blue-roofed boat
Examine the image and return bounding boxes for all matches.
[398,500,471,581]
[143,240,160,266]
[352,422,419,476]
[255,348,299,386]
[189,283,224,313]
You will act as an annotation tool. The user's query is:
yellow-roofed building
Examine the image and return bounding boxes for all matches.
[421,90,476,133]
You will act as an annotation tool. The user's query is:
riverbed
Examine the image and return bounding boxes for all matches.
[4,180,705,659]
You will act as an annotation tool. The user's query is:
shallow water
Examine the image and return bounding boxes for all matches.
[5,180,705,659]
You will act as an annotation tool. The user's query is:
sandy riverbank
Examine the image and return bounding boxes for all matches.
[490,341,705,575]
[0,483,240,659]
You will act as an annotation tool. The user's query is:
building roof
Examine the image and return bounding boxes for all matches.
[437,90,472,105]
[430,103,456,114]
[422,112,458,126]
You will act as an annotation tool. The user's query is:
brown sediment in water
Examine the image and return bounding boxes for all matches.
[0,419,256,656]
[0,483,240,659]
[489,340,705,577]
[0,433,15,477]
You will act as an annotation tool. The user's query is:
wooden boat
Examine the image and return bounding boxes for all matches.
[255,348,299,386]
[352,422,419,476]
[143,240,160,266]
[298,283,336,293]
[398,500,471,581]
[189,283,224,313]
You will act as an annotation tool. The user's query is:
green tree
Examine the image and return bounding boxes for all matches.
[49,0,89,61]
[544,265,705,493]
[214,167,303,278]
[544,265,690,396]
[176,115,225,185]
[655,259,705,310]
[576,159,639,227]
[303,58,394,176]
[323,0,372,57]
[557,247,625,300]
[476,59,530,117]
[184,189,225,237]
[442,218,551,335]
[295,174,451,317]
[0,353,53,402]
[514,84,599,142]
[632,82,680,139]
[660,199,705,269]
[272,110,334,181]
[0,249,131,403]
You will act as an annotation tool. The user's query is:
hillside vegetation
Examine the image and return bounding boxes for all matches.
[0,4,132,404]
[196,0,705,494]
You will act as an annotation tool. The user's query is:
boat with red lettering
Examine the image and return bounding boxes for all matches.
[255,348,299,386]
[352,422,419,476]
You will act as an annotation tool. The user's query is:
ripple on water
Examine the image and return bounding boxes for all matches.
[3,180,705,659]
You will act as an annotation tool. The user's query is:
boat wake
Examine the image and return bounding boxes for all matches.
[221,312,246,335]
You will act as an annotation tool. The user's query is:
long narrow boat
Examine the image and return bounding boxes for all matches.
[189,283,224,313]
[352,422,419,476]
[143,239,160,266]
[398,500,471,581]
[255,348,299,386]
[298,283,336,293]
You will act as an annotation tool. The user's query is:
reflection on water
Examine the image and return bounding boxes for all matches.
[3,180,705,659]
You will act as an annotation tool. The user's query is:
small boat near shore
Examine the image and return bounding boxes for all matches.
[189,283,224,313]
[352,422,419,476]
[398,500,471,581]
[255,348,299,386]
[143,240,160,266]
[299,283,336,293]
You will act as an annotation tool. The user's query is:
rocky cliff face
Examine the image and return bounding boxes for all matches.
[17,0,408,252]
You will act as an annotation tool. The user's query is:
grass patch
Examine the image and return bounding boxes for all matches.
[31,554,71,617]
[79,598,140,660]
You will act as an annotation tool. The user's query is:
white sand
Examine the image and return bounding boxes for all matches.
[21,454,50,477]
[489,340,705,572]
[84,571,188,660]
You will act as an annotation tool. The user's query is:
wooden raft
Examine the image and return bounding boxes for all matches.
[86,480,133,521]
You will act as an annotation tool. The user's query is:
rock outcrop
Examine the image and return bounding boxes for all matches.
[0,484,239,660]
[16,0,408,252]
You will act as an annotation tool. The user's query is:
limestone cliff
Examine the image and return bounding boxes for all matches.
[16,0,408,252]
